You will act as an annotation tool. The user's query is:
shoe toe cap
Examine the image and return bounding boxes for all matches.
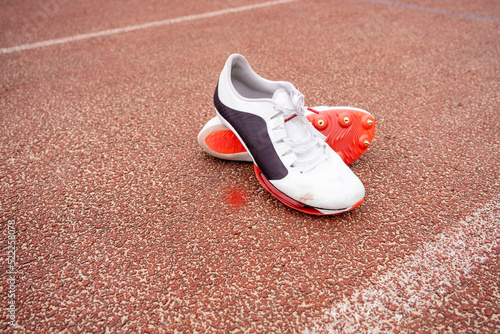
[271,161,365,211]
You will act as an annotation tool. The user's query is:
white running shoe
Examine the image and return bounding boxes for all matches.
[198,106,376,165]
[213,54,365,215]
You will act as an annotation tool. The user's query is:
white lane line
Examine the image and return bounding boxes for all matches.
[305,195,500,333]
[0,0,297,55]
[361,0,500,23]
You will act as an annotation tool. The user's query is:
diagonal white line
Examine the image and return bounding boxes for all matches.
[0,0,297,55]
[305,195,500,333]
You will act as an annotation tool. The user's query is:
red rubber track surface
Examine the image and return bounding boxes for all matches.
[1,0,499,332]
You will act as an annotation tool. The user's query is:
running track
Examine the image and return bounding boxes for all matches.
[1,0,499,332]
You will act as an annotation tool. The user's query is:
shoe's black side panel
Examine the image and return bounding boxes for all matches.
[214,85,288,181]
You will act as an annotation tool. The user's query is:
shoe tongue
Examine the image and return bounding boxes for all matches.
[272,88,294,109]
[272,88,309,141]
[272,88,325,171]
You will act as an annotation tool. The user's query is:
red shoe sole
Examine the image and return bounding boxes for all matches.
[204,128,246,154]
[306,107,376,165]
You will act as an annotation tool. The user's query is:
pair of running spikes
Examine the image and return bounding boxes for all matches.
[197,54,376,215]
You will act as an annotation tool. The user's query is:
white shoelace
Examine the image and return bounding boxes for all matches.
[273,92,329,173]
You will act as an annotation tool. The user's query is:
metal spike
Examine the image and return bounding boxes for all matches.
[364,140,370,146]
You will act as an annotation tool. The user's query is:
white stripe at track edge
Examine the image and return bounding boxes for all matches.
[305,195,500,333]
[0,0,298,54]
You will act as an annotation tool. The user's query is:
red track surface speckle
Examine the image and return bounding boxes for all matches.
[1,0,499,333]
